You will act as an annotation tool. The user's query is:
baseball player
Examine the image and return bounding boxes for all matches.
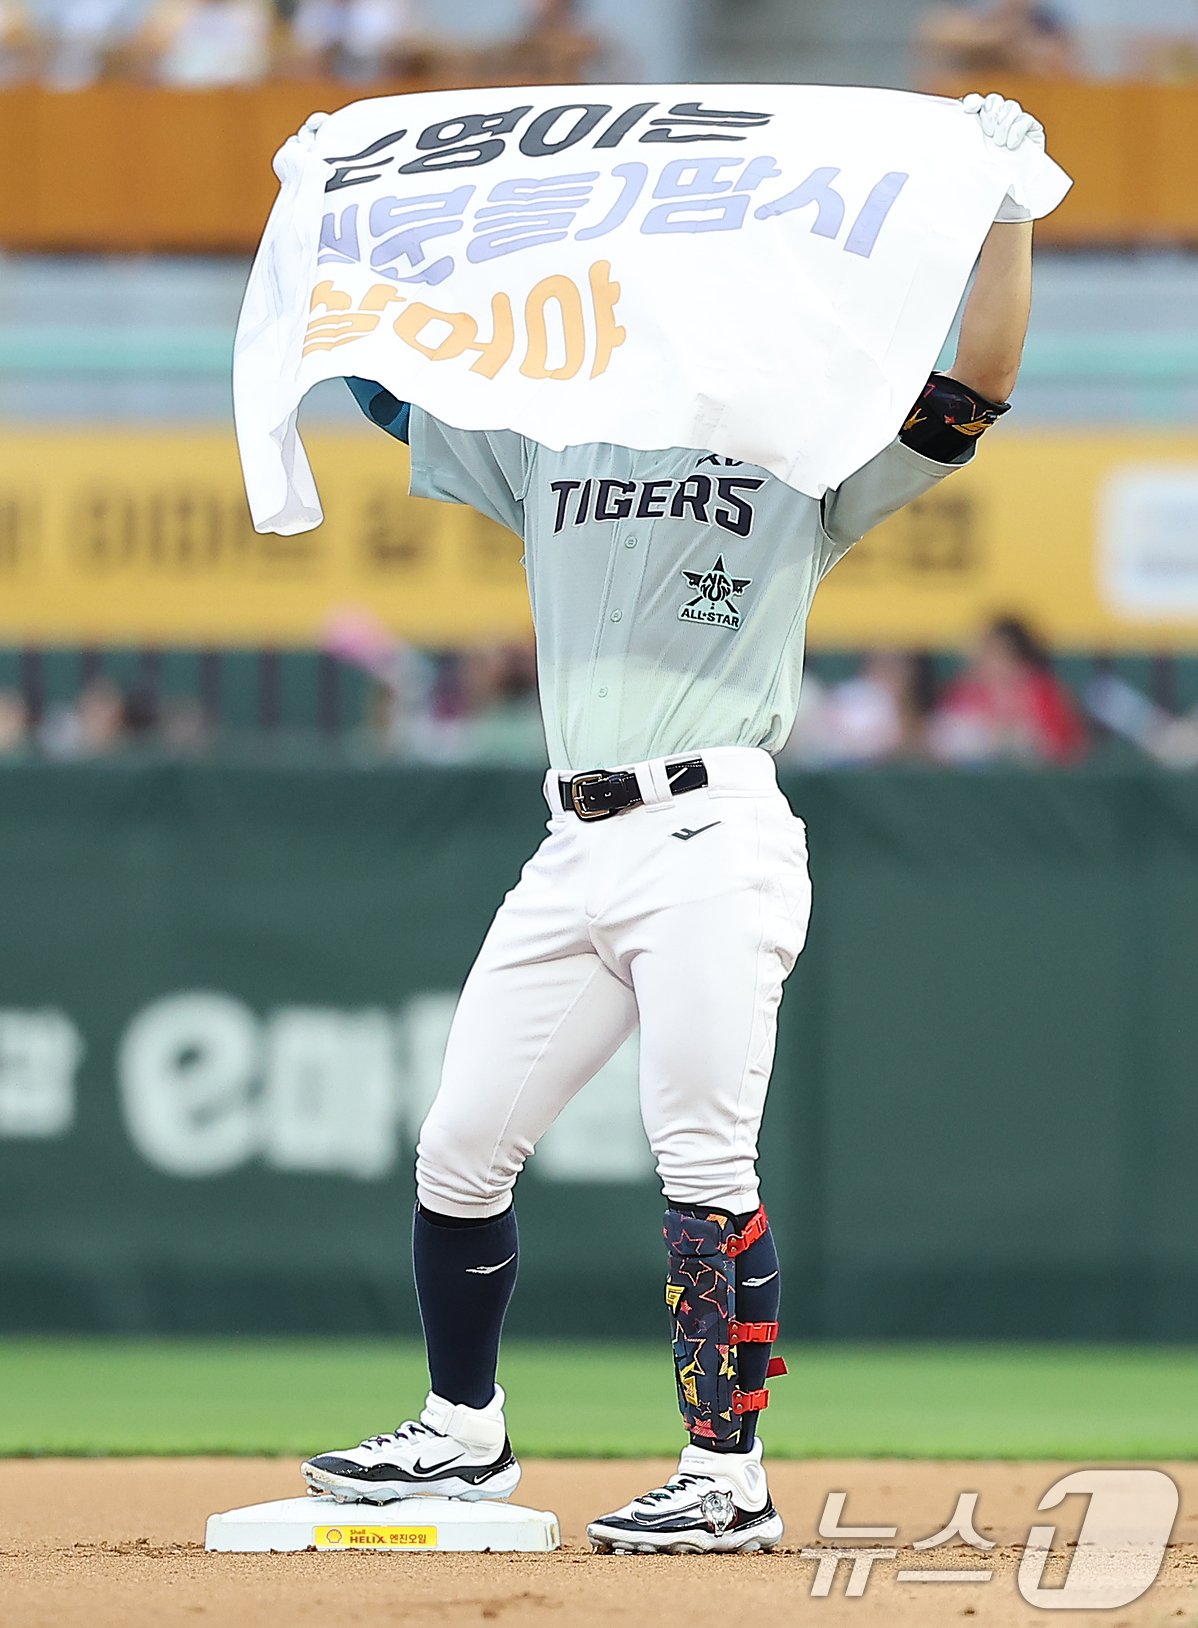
[302,92,1041,1553]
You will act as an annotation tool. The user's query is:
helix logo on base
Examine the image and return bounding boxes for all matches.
[316,1525,437,1550]
[800,1469,1179,1610]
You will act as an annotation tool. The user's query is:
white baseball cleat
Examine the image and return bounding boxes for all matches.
[587,1439,783,1554]
[301,1386,521,1504]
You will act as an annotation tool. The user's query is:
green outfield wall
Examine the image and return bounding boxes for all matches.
[2,763,1196,1340]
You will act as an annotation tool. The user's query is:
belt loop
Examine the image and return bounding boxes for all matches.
[543,770,565,816]
[636,757,674,808]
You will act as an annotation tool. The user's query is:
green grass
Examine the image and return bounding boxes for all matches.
[1,1340,1195,1459]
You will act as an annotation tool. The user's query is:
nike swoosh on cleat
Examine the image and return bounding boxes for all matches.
[742,1271,778,1287]
[408,1453,472,1476]
[672,821,722,842]
[309,1453,512,1485]
[466,1252,516,1275]
[628,1503,705,1526]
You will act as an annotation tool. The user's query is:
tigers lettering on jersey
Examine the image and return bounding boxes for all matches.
[550,475,765,538]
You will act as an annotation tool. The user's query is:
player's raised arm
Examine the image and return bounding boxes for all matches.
[948,218,1033,406]
[820,94,1041,561]
[948,92,1041,403]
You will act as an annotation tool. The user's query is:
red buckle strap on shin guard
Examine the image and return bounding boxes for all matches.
[732,1357,787,1416]
[732,1387,770,1415]
[729,1319,779,1345]
[726,1207,776,1422]
[724,1203,768,1258]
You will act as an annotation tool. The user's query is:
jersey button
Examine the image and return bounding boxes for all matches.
[597,686,609,698]
[609,610,622,623]
[623,535,638,548]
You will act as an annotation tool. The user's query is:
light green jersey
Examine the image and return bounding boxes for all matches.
[410,411,968,771]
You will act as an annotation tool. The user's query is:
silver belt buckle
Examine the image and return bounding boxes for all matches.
[569,771,609,820]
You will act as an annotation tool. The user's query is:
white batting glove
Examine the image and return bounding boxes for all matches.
[962,92,1045,223]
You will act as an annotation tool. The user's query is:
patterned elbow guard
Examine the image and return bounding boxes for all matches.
[900,372,1010,464]
[664,1205,779,1444]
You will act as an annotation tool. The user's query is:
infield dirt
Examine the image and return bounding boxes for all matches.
[2,1458,1196,1628]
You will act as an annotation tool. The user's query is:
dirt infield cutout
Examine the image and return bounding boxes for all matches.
[2,1458,1196,1627]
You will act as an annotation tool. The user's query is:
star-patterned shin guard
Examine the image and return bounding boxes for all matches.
[663,1206,738,1444]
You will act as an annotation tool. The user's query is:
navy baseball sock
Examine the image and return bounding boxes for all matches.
[725,1206,780,1453]
[413,1202,518,1412]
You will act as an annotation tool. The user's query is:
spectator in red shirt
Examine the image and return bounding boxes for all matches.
[931,614,1087,764]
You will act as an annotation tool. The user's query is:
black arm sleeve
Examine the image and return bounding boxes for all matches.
[899,372,1011,465]
[346,376,411,443]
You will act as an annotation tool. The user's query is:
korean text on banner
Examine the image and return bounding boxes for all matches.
[233,84,1070,534]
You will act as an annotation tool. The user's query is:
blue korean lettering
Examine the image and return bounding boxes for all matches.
[844,172,910,257]
[318,204,360,265]
[575,161,649,240]
[641,155,782,234]
[367,187,475,285]
[754,167,846,238]
[468,172,599,262]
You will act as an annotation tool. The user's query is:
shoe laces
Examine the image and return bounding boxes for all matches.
[360,1420,442,1451]
[636,1472,708,1505]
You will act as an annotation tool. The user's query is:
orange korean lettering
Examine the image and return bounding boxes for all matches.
[588,261,626,379]
[393,296,515,377]
[521,275,586,381]
[469,294,516,378]
[309,280,350,314]
[303,281,404,354]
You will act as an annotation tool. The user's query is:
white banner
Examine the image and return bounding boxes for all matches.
[233,84,1071,534]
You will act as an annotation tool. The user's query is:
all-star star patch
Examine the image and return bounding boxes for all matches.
[679,555,752,630]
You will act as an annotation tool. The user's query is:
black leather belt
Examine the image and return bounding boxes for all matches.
[559,757,708,821]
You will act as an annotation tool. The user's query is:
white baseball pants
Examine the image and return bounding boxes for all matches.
[416,747,811,1217]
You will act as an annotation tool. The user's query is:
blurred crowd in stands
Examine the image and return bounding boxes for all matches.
[918,0,1198,83]
[915,0,1198,83]
[2,617,1198,769]
[918,0,1078,81]
[789,618,1090,767]
[0,0,602,89]
[2,0,1196,88]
